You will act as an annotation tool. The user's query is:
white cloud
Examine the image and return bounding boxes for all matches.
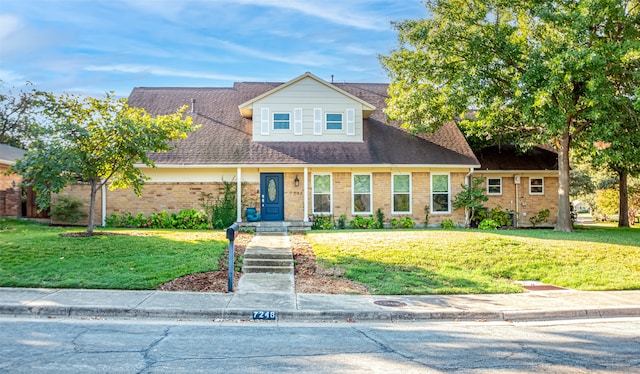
[0,14,23,39]
[84,64,257,82]
[0,69,26,85]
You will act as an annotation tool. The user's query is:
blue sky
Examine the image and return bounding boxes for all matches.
[0,0,426,97]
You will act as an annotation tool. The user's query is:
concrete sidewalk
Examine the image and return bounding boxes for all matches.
[1,233,639,322]
[1,287,639,322]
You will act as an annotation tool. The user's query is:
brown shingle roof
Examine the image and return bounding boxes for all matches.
[475,145,558,171]
[127,81,479,167]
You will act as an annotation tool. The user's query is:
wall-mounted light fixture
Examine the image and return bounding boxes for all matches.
[294,175,300,187]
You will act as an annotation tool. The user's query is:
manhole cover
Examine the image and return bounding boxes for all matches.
[374,300,407,307]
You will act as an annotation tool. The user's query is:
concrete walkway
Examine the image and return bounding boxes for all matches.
[1,234,640,322]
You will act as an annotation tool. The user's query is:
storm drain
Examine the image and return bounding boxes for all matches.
[374,300,407,307]
[516,280,568,291]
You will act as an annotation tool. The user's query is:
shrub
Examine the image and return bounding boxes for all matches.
[391,216,416,229]
[376,208,385,229]
[489,206,512,227]
[312,215,334,230]
[529,209,550,227]
[337,214,347,229]
[478,218,500,230]
[349,215,377,229]
[441,219,455,229]
[51,196,87,224]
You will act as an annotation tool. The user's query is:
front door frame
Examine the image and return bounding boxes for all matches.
[260,172,284,221]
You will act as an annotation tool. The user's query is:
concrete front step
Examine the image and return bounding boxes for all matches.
[243,265,293,274]
[244,251,292,260]
[243,258,293,267]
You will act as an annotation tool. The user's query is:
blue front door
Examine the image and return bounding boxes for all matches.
[260,173,284,221]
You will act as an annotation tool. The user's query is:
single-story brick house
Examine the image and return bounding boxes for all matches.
[57,72,558,228]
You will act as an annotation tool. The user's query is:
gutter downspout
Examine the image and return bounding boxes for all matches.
[465,168,475,227]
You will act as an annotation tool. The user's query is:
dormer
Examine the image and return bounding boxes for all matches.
[238,72,376,142]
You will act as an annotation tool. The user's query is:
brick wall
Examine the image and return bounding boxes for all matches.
[476,173,559,227]
[0,164,22,217]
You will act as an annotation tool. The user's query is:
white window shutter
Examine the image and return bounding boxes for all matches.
[313,108,322,135]
[346,108,355,135]
[294,108,303,135]
[260,108,269,135]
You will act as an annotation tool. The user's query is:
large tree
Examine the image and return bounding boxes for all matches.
[380,0,640,232]
[0,81,39,148]
[11,92,198,233]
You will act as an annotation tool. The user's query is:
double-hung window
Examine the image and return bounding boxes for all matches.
[530,177,544,195]
[326,113,343,130]
[312,174,332,214]
[273,113,290,130]
[353,173,372,214]
[392,174,411,213]
[431,173,450,213]
[487,178,502,195]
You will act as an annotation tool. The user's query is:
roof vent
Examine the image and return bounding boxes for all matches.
[191,98,196,114]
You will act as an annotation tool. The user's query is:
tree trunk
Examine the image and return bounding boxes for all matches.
[618,170,629,227]
[87,179,97,234]
[554,132,574,232]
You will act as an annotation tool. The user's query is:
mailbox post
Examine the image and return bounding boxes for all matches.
[226,223,239,292]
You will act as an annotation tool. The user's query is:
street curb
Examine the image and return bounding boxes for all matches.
[2,304,639,322]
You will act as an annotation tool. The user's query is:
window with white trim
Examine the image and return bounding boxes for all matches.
[392,174,411,213]
[431,173,450,213]
[312,174,332,214]
[273,112,290,130]
[353,173,372,214]
[529,177,544,195]
[487,177,502,195]
[326,113,343,130]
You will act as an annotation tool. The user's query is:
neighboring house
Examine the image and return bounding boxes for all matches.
[62,72,558,228]
[474,145,559,227]
[0,144,24,217]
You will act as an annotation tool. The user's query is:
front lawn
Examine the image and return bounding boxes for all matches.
[307,226,640,295]
[0,219,228,289]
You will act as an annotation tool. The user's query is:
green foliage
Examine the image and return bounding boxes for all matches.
[10,92,198,233]
[0,81,39,148]
[391,216,416,229]
[478,218,500,230]
[337,214,347,230]
[376,208,385,229]
[423,205,430,227]
[380,0,640,232]
[489,206,512,227]
[105,209,209,230]
[349,215,378,229]
[199,180,238,229]
[595,189,619,216]
[50,196,87,224]
[529,209,551,228]
[441,219,455,229]
[312,215,334,230]
[453,177,488,227]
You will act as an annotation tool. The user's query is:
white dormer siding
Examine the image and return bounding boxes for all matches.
[240,73,375,143]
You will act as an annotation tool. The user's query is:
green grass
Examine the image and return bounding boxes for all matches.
[307,225,640,295]
[0,219,228,289]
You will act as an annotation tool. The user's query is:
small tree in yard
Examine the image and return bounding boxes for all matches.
[11,92,198,233]
[453,177,488,228]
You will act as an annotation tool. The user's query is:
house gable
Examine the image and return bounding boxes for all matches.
[238,72,376,143]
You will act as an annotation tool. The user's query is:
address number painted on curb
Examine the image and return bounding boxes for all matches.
[253,310,277,320]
